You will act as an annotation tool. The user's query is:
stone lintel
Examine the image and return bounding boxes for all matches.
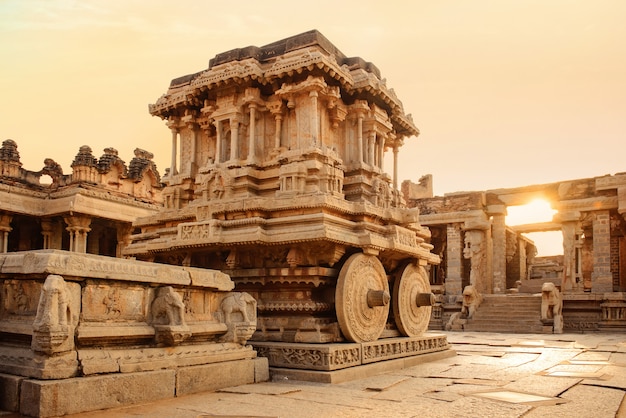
[0,250,232,290]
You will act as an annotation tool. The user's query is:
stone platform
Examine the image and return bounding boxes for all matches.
[253,333,453,383]
[0,250,268,417]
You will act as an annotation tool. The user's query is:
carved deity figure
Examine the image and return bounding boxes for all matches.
[461,285,482,319]
[541,282,563,333]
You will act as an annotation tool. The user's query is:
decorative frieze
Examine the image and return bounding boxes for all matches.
[253,333,449,371]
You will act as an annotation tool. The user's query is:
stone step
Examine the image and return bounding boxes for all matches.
[456,295,546,333]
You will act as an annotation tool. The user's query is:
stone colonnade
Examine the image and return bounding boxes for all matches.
[414,173,626,298]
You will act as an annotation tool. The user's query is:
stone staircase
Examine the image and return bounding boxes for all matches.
[460,294,546,333]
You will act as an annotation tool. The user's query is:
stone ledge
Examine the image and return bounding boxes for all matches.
[253,333,450,371]
[269,349,456,384]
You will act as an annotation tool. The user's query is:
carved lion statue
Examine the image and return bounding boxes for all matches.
[461,285,482,319]
[541,282,562,321]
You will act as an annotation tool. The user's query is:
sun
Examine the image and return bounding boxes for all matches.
[505,199,557,226]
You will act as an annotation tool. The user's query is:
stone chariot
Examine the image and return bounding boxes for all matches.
[125,30,450,375]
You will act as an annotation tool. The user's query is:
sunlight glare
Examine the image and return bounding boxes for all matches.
[506,199,557,226]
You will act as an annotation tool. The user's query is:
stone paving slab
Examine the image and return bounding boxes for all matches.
[10,332,624,418]
[522,383,625,417]
[503,374,581,397]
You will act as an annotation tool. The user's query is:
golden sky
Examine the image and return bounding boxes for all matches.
[1,1,625,253]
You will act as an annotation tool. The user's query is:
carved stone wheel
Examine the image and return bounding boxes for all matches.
[335,253,390,343]
[392,263,434,337]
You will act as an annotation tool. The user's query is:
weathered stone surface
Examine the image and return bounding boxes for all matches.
[523,384,624,418]
[176,358,256,396]
[0,373,22,412]
[20,370,176,417]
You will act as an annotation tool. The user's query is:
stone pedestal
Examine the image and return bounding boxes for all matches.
[254,333,453,383]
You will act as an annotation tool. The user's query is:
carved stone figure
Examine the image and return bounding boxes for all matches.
[220,292,255,324]
[150,286,190,345]
[541,282,563,333]
[219,292,257,344]
[151,286,186,326]
[463,230,486,287]
[32,274,78,355]
[461,284,482,319]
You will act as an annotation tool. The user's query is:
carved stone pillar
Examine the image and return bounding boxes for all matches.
[392,144,399,191]
[274,114,283,149]
[368,132,375,166]
[248,103,257,164]
[214,120,222,163]
[309,90,318,146]
[592,210,613,292]
[64,215,92,253]
[488,205,507,294]
[558,211,581,292]
[116,224,133,258]
[446,223,464,296]
[230,117,239,161]
[357,114,364,164]
[187,122,198,175]
[378,135,385,171]
[0,214,12,253]
[169,126,178,176]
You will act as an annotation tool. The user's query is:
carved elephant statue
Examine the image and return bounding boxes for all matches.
[151,286,186,326]
[32,274,79,354]
[220,292,256,325]
[541,282,562,320]
[461,285,482,319]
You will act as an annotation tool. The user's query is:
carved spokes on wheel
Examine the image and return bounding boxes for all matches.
[335,253,390,343]
[392,262,434,337]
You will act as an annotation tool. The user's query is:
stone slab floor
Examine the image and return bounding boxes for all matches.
[3,331,626,418]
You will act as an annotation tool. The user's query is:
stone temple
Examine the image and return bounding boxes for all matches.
[0,30,625,416]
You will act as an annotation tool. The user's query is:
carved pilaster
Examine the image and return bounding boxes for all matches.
[488,205,507,294]
[592,210,613,292]
[444,223,464,297]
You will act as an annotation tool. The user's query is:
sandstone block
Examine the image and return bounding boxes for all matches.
[0,373,23,412]
[20,370,175,418]
[176,358,255,396]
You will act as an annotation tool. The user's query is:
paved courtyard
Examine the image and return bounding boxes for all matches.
[5,331,626,418]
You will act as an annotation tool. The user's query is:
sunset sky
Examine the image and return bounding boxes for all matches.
[2,1,625,255]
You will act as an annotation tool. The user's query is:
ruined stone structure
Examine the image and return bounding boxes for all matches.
[0,141,266,417]
[404,173,626,333]
[0,251,264,417]
[0,140,162,256]
[124,30,451,377]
